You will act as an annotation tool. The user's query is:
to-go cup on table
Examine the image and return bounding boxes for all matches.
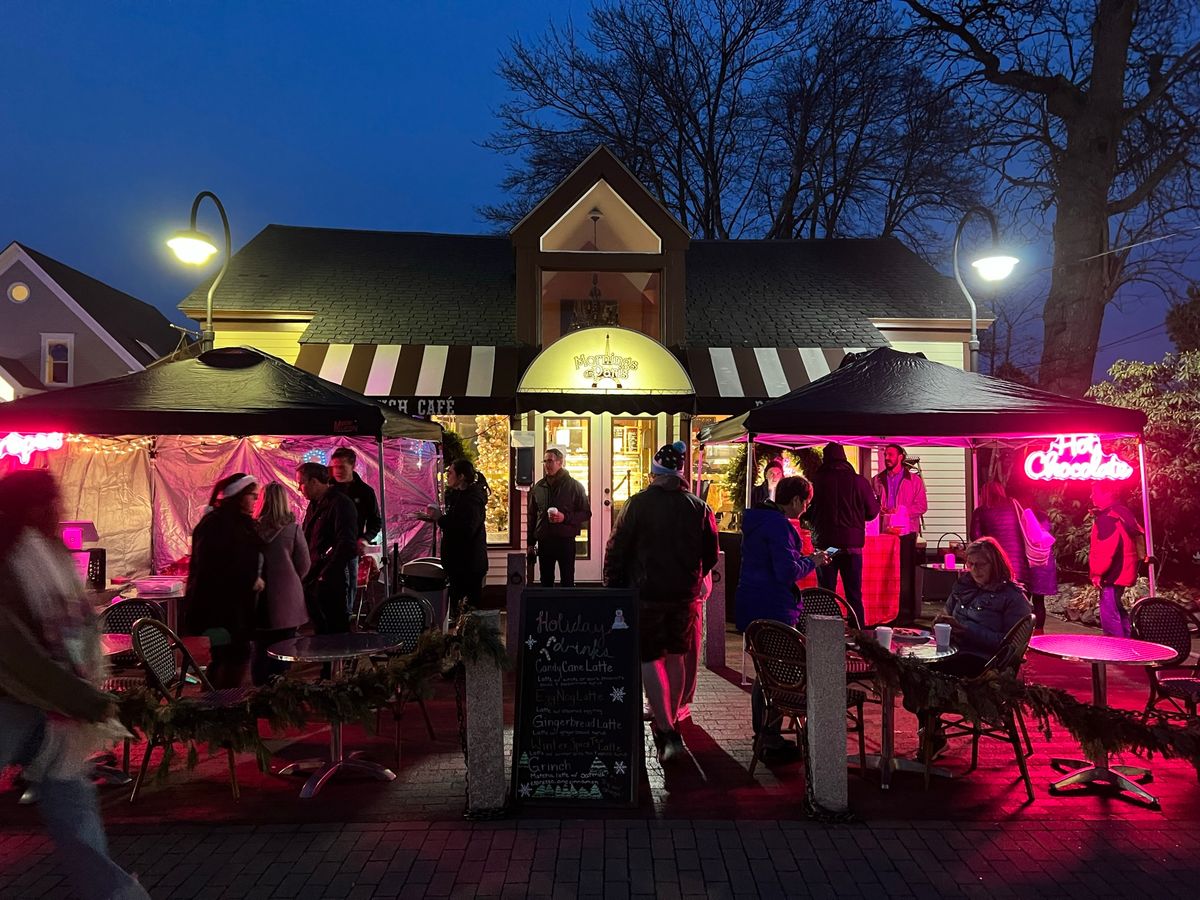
[874,626,893,651]
[934,622,952,649]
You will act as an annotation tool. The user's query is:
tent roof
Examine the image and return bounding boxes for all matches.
[699,348,1145,448]
[0,346,441,440]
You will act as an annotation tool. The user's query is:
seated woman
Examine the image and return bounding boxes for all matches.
[917,537,1032,756]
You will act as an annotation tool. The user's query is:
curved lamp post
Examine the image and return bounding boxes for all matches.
[952,207,1018,373]
[167,191,231,353]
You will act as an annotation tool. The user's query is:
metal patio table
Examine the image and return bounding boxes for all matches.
[268,633,404,798]
[1029,633,1175,808]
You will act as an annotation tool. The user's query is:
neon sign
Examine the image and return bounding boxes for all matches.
[0,432,64,465]
[1024,433,1133,482]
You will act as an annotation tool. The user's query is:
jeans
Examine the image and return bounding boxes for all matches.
[817,548,865,628]
[0,700,149,900]
[1099,584,1131,637]
[537,535,577,586]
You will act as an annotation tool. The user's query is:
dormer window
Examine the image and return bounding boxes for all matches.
[41,333,74,386]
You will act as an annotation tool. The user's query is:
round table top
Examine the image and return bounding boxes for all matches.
[867,629,958,661]
[99,634,133,657]
[267,632,404,663]
[1029,633,1176,666]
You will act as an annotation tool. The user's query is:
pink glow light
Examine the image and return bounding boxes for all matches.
[1024,433,1134,482]
[0,431,64,465]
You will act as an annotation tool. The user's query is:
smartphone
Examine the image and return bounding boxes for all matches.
[824,547,840,556]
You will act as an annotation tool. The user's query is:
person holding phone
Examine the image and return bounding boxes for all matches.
[808,443,880,627]
[736,476,830,758]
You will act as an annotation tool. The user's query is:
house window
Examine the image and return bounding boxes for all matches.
[540,270,661,345]
[432,414,512,544]
[41,334,74,386]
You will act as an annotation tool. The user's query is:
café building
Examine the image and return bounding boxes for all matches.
[181,146,983,584]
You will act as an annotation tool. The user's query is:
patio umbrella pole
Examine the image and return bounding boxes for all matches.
[1137,438,1157,596]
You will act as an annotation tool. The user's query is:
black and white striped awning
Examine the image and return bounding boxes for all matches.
[681,346,866,414]
[295,343,527,415]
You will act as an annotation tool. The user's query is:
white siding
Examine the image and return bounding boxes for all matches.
[887,340,969,544]
[215,328,304,364]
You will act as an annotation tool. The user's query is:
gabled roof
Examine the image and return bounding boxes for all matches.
[180,226,967,349]
[17,243,180,365]
[0,355,42,391]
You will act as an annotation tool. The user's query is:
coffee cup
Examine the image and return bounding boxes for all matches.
[874,626,893,652]
[934,622,952,649]
[548,507,559,519]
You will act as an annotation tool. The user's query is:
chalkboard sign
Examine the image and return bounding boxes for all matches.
[511,587,641,807]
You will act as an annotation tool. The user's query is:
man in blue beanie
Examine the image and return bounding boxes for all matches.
[603,441,719,763]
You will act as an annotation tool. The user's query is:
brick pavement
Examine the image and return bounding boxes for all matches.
[3,615,1200,897]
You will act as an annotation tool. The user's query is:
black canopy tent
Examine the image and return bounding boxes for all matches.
[0,347,445,557]
[697,348,1156,591]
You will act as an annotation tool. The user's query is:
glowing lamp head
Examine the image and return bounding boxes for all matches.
[971,254,1018,282]
[167,229,219,264]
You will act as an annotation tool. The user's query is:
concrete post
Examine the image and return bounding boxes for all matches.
[464,609,507,814]
[704,551,726,668]
[805,614,848,813]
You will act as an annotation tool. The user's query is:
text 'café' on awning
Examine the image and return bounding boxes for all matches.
[180,145,989,586]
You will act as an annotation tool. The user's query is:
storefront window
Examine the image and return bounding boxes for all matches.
[610,418,657,520]
[692,416,739,531]
[433,415,511,544]
[540,270,660,345]
[544,416,590,558]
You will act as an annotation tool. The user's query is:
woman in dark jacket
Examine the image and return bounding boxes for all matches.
[426,458,490,619]
[969,481,1030,589]
[184,473,265,689]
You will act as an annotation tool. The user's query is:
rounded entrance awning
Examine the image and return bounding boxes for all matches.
[517,327,694,414]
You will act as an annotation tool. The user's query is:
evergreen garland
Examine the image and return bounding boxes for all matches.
[117,611,508,782]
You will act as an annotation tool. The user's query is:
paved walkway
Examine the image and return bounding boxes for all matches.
[3,614,1199,897]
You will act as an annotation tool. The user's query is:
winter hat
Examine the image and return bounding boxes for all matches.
[651,441,687,477]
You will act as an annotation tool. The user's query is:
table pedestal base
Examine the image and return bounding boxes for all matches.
[276,751,396,798]
[1048,757,1158,808]
[852,754,953,788]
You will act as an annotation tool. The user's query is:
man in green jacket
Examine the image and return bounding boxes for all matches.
[527,447,591,586]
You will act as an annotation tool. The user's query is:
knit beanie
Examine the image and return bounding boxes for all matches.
[651,441,687,477]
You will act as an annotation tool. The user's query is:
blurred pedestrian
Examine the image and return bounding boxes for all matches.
[184,473,264,689]
[0,469,149,900]
[253,482,310,684]
[1090,483,1143,638]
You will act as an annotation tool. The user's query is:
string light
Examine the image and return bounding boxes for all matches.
[302,448,329,465]
[64,434,154,456]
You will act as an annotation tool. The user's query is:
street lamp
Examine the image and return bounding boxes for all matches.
[167,191,231,352]
[952,206,1018,372]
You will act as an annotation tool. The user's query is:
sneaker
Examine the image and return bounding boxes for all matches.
[655,729,685,764]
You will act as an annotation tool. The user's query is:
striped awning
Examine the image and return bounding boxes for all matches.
[682,347,866,414]
[295,343,526,415]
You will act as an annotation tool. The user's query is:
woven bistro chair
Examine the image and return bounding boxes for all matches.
[921,614,1037,803]
[744,618,867,779]
[365,593,438,767]
[129,618,254,802]
[1130,598,1200,719]
[97,600,162,774]
[796,587,877,693]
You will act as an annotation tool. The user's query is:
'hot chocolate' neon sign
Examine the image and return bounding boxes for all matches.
[1024,433,1133,482]
[0,432,64,465]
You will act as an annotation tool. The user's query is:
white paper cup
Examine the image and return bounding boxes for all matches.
[934,622,952,649]
[875,626,893,651]
[548,507,559,518]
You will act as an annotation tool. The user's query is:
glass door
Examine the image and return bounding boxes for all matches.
[599,416,659,561]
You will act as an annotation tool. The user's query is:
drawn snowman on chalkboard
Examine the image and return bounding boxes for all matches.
[611,609,629,630]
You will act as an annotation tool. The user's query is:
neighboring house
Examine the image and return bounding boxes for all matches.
[179,146,987,579]
[0,242,181,399]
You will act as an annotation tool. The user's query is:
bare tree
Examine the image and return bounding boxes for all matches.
[900,0,1200,396]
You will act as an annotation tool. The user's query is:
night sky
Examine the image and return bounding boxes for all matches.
[1,2,1180,377]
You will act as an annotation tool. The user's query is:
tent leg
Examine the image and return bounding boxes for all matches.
[1138,439,1156,596]
[433,449,443,557]
[376,436,388,568]
[744,433,756,523]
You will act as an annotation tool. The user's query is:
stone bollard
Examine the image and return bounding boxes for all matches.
[805,614,848,813]
[505,552,527,662]
[464,609,506,814]
[704,551,726,668]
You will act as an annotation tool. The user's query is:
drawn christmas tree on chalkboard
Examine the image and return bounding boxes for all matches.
[535,784,553,798]
[587,757,608,779]
[588,784,602,799]
[518,752,530,768]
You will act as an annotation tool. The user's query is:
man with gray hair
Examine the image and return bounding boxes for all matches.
[527,447,591,586]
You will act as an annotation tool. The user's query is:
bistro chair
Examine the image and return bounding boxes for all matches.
[1130,598,1200,719]
[130,618,254,802]
[743,619,867,779]
[796,587,877,693]
[97,600,161,774]
[365,593,438,766]
[921,614,1037,803]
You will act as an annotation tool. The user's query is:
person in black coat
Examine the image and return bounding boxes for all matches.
[424,458,490,619]
[807,442,881,627]
[295,462,358,635]
[184,473,265,689]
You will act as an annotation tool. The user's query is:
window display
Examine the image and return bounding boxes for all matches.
[544,416,590,557]
[433,414,511,543]
[610,418,656,519]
